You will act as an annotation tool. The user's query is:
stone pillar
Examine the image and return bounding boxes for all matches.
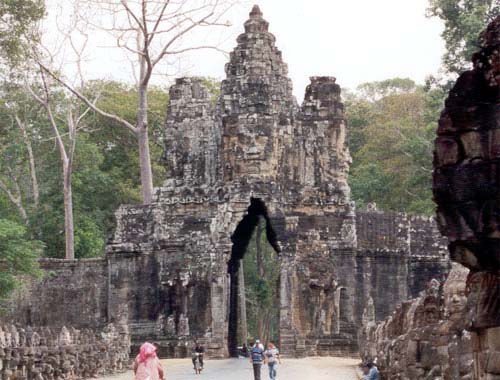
[433,15,500,380]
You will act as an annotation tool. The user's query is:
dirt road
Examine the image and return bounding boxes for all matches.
[98,357,360,380]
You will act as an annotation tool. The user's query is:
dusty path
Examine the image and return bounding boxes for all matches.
[98,357,359,380]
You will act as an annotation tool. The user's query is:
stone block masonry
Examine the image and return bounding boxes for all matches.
[0,323,130,380]
[432,15,500,380]
[3,5,449,359]
[2,259,108,328]
[359,264,472,379]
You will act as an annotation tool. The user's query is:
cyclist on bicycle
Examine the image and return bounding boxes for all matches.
[191,341,205,370]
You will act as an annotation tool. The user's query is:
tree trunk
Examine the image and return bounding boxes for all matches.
[137,85,154,204]
[239,259,248,346]
[256,219,265,277]
[228,267,239,357]
[63,162,75,260]
[0,178,28,223]
[27,143,40,208]
[257,314,264,342]
[16,116,39,207]
[256,218,266,341]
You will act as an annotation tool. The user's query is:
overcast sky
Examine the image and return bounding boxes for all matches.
[55,0,446,99]
[176,0,446,98]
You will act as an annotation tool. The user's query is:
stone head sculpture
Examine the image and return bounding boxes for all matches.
[443,264,469,321]
[433,16,500,271]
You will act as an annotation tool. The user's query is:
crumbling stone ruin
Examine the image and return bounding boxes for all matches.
[432,15,500,380]
[359,264,472,379]
[0,323,129,380]
[359,15,500,380]
[4,5,449,359]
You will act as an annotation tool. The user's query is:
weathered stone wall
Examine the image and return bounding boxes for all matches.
[357,15,500,380]
[0,323,129,380]
[3,5,450,360]
[354,212,449,325]
[105,5,361,358]
[359,264,472,380]
[2,259,108,328]
[432,15,500,380]
[433,17,500,273]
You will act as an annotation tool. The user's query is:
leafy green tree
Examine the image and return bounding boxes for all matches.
[0,0,44,63]
[26,80,169,259]
[36,0,234,204]
[243,218,280,344]
[0,218,42,299]
[346,79,444,214]
[427,0,500,74]
[85,81,169,193]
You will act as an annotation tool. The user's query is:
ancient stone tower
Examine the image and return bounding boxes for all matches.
[103,5,448,357]
[109,5,357,357]
[4,5,449,359]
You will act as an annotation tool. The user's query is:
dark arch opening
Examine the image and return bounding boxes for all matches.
[227,198,280,357]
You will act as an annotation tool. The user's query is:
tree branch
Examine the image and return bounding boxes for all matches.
[36,60,137,133]
[151,10,215,67]
[14,115,40,208]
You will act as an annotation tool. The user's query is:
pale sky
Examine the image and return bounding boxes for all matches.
[48,0,446,99]
[182,0,446,98]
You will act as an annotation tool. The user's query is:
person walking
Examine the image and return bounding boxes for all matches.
[264,342,281,380]
[241,343,249,357]
[134,342,165,380]
[249,340,265,380]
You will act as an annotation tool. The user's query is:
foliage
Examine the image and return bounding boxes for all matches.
[0,218,42,299]
[0,80,171,259]
[201,77,221,106]
[346,78,446,215]
[85,81,169,192]
[0,0,45,63]
[427,0,500,75]
[0,76,228,260]
[242,218,280,344]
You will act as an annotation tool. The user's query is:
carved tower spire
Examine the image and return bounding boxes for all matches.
[220,5,296,182]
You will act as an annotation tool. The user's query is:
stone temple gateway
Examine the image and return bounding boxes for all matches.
[5,5,449,359]
[109,5,358,357]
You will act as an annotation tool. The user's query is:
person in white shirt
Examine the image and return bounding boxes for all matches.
[264,342,281,380]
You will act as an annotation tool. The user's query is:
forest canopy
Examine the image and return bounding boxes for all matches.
[0,0,495,298]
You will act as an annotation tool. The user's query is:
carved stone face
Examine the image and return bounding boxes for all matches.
[424,301,440,325]
[443,264,469,321]
[445,282,467,319]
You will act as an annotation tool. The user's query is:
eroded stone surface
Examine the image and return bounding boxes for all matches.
[3,5,449,360]
[359,264,472,380]
[432,14,500,380]
[0,323,129,380]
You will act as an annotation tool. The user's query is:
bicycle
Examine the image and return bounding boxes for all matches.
[193,352,203,374]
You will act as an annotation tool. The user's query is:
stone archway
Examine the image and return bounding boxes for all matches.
[227,198,281,357]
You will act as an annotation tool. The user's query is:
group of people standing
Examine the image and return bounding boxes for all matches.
[132,340,377,380]
[248,340,282,380]
[133,340,280,380]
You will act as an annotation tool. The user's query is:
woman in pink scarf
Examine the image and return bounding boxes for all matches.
[134,343,165,380]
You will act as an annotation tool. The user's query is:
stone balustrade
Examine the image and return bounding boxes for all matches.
[0,324,130,380]
[359,264,473,379]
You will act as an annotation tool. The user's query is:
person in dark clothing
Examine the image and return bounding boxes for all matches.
[241,343,248,357]
[249,340,265,380]
[191,342,205,369]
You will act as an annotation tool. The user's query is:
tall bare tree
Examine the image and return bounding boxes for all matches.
[238,258,248,345]
[23,18,96,259]
[26,66,94,260]
[36,0,235,203]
